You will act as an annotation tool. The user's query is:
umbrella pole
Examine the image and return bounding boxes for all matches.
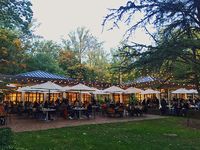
[48,89,50,104]
[79,91,82,105]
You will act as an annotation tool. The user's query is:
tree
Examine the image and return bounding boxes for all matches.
[0,0,33,34]
[103,0,200,39]
[25,40,64,74]
[64,27,102,64]
[0,28,26,74]
[29,40,61,58]
[109,47,137,84]
[104,0,200,94]
[86,39,105,67]
[58,49,79,72]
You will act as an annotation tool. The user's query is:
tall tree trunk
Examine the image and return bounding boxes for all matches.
[78,51,82,64]
[118,67,122,85]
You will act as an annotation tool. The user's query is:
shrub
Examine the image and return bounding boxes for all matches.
[0,128,15,150]
[97,97,104,104]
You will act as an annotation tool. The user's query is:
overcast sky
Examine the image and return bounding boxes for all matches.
[31,0,152,50]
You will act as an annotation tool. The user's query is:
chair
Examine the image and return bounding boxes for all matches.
[115,107,124,117]
[0,112,7,125]
[107,107,115,117]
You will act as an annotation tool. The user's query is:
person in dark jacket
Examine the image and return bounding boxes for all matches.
[160,99,167,115]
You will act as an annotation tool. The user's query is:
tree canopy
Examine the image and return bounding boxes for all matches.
[0,0,33,34]
[104,0,200,93]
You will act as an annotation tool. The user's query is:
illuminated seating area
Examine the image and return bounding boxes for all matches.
[0,70,200,124]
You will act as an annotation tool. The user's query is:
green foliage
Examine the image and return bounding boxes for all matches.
[58,49,79,71]
[60,27,112,82]
[109,47,137,84]
[129,94,138,104]
[25,53,64,75]
[0,128,15,150]
[0,0,33,34]
[64,27,103,64]
[104,0,200,93]
[0,28,26,74]
[23,40,64,75]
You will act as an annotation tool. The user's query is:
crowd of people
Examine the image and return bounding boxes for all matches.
[159,98,200,116]
[1,98,95,120]
[0,96,200,125]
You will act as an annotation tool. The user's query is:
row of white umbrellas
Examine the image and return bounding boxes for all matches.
[16,81,198,95]
[16,81,160,94]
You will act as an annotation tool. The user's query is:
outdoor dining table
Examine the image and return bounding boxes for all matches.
[42,108,56,121]
[190,105,198,110]
[73,107,87,119]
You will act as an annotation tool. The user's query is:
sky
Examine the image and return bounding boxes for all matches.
[31,0,152,51]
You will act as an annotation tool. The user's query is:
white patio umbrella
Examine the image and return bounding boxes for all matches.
[90,87,99,91]
[17,86,60,93]
[92,90,109,95]
[30,81,63,101]
[61,86,71,92]
[68,83,96,102]
[125,87,144,94]
[171,88,190,94]
[103,86,125,103]
[17,86,31,92]
[69,83,95,91]
[103,86,125,93]
[141,89,160,94]
[30,81,62,91]
[188,89,198,94]
[187,89,198,99]
[6,84,16,88]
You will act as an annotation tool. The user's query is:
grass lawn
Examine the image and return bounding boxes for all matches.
[14,117,200,150]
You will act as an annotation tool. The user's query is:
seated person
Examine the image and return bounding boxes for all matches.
[85,103,92,118]
[134,103,143,116]
[101,103,107,116]
[115,105,124,117]
[67,103,75,119]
